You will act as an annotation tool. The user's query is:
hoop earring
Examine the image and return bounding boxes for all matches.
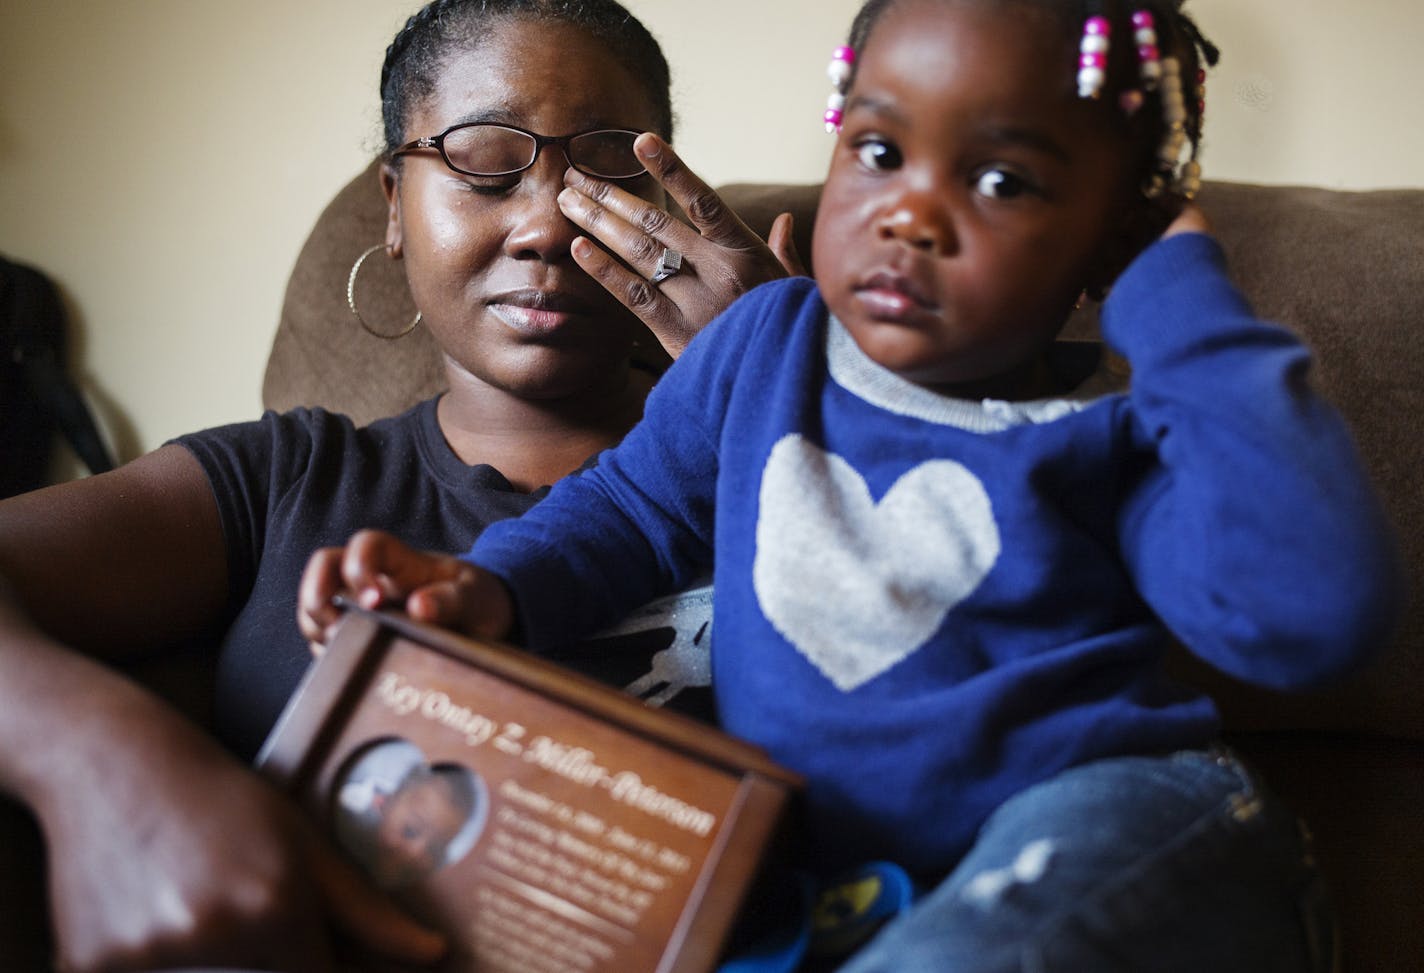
[347,244,421,339]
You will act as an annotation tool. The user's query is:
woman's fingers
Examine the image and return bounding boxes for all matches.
[560,136,799,357]
[560,169,693,277]
[766,211,808,277]
[311,838,448,968]
[633,133,759,250]
[557,136,766,272]
[568,233,690,347]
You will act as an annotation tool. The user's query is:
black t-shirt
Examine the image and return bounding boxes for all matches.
[175,398,712,761]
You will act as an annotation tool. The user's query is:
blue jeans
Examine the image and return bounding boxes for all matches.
[832,748,1333,973]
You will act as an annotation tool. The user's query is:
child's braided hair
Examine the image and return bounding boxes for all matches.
[379,0,674,159]
[844,0,1220,195]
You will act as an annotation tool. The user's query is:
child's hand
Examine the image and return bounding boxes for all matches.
[1161,201,1212,239]
[1093,198,1214,298]
[298,529,514,651]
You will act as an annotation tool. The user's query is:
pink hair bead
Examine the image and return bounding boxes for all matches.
[1131,9,1162,91]
[827,45,856,86]
[1077,15,1112,99]
[824,46,856,133]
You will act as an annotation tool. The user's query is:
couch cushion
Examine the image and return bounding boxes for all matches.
[263,159,446,427]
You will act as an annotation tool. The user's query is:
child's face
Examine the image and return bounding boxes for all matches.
[812,0,1141,396]
[372,776,468,887]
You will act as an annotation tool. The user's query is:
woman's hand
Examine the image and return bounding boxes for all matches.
[299,529,515,651]
[38,688,446,973]
[559,133,808,359]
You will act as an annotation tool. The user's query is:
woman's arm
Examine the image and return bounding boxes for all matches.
[0,447,444,972]
[0,444,228,658]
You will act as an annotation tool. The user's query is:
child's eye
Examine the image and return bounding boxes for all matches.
[973,168,1036,200]
[853,138,903,172]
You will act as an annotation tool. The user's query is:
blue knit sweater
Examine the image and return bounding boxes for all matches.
[470,234,1400,876]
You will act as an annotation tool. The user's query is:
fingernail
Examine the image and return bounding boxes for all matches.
[558,187,579,207]
[571,237,592,259]
[359,587,382,609]
[635,132,660,160]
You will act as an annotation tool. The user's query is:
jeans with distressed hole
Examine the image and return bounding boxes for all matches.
[832,748,1334,973]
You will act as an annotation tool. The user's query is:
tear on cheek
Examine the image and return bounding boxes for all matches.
[961,838,1056,908]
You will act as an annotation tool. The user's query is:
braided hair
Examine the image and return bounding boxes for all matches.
[379,0,674,157]
[844,0,1219,194]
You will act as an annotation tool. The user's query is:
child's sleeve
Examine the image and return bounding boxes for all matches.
[466,280,806,652]
[1106,233,1404,690]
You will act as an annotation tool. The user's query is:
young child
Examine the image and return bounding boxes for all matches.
[302,0,1402,967]
[365,765,482,889]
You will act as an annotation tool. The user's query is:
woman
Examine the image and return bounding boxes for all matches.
[0,2,799,970]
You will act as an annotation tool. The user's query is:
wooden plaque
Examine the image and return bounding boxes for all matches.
[257,605,801,973]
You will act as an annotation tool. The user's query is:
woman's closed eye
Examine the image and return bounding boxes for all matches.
[459,174,520,197]
[972,167,1040,201]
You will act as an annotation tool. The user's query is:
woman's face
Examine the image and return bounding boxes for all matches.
[385,19,666,403]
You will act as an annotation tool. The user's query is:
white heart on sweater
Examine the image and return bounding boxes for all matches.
[753,435,1000,691]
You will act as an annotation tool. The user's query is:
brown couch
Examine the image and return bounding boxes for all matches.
[267,161,1423,972]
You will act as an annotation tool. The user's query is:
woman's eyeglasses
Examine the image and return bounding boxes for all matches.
[391,123,646,180]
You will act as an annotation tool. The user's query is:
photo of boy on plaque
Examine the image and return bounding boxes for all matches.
[332,738,489,890]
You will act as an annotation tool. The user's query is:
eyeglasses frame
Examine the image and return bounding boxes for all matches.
[390,121,647,180]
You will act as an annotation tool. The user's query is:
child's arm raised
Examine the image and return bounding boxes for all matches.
[1106,215,1403,690]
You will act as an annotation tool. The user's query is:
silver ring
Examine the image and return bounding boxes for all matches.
[649,247,684,284]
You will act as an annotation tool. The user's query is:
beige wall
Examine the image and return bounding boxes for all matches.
[1,0,1419,468]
